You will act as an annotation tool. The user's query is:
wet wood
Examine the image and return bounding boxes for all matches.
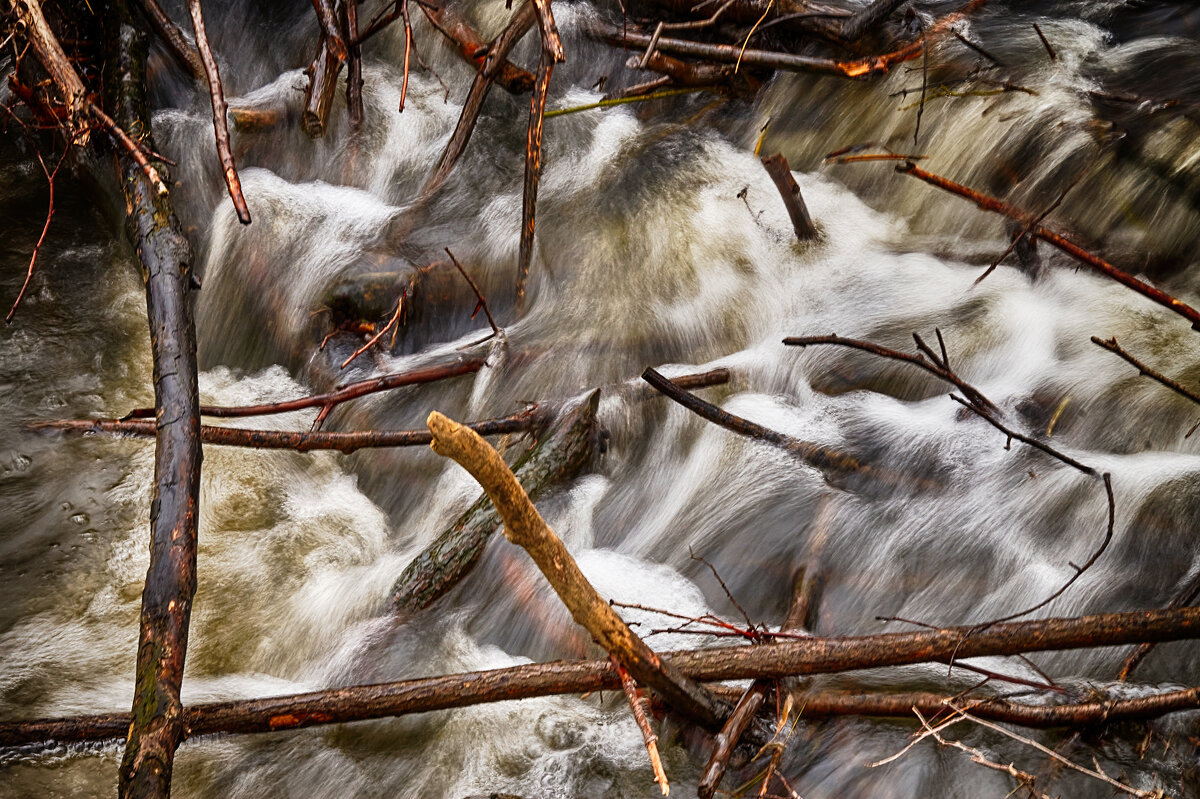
[423,1,537,196]
[10,0,89,142]
[516,51,553,308]
[420,0,536,94]
[389,392,602,613]
[135,0,205,80]
[303,33,344,138]
[345,0,364,132]
[425,407,731,730]
[896,161,1200,331]
[10,605,1200,748]
[760,153,817,241]
[311,0,348,61]
[187,0,251,223]
[104,5,203,797]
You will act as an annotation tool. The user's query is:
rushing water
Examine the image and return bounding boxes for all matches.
[4,0,1200,796]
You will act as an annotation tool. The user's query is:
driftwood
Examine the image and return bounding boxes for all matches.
[760,153,816,241]
[135,0,205,80]
[389,391,603,613]
[9,604,1200,748]
[423,1,537,196]
[103,4,204,797]
[895,162,1200,331]
[186,0,251,224]
[426,408,731,730]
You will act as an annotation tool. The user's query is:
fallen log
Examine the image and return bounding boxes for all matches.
[389,391,603,613]
[425,407,731,730]
[104,3,204,797]
[9,605,1200,748]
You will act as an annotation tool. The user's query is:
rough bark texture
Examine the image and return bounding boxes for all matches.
[426,407,731,730]
[9,606,1200,748]
[390,391,603,613]
[104,5,203,798]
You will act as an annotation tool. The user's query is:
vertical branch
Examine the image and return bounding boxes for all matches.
[345,0,364,132]
[516,51,553,309]
[186,0,251,223]
[612,656,670,795]
[135,0,205,80]
[104,4,203,798]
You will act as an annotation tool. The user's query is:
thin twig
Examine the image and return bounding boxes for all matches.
[1092,336,1200,410]
[341,289,406,369]
[444,248,500,337]
[612,657,669,795]
[7,145,67,323]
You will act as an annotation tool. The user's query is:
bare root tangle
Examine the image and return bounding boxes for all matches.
[1092,336,1200,411]
[783,331,997,412]
[760,153,816,241]
[422,1,537,196]
[894,161,1200,331]
[186,0,250,223]
[425,409,731,729]
[120,357,487,426]
[10,605,1200,748]
[641,366,869,476]
[135,0,205,79]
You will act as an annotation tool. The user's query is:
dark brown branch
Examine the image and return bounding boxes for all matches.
[419,0,536,94]
[697,681,769,799]
[135,0,206,80]
[11,604,1200,748]
[1091,336,1200,410]
[1032,22,1055,62]
[10,0,89,142]
[422,1,536,196]
[104,5,202,796]
[444,249,500,337]
[120,357,486,422]
[303,32,344,138]
[187,0,251,224]
[1118,568,1200,682]
[36,411,541,454]
[949,395,1097,476]
[642,366,868,476]
[311,0,348,60]
[895,162,1200,331]
[783,332,997,413]
[516,49,552,309]
[345,0,364,132]
[760,153,816,241]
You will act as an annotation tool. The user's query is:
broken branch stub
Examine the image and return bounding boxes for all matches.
[760,153,816,241]
[425,407,730,730]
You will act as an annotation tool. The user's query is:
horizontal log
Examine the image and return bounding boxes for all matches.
[7,605,1200,747]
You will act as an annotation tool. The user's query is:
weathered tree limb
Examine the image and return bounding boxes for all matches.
[311,0,348,61]
[783,332,997,413]
[895,162,1200,331]
[1091,336,1200,410]
[121,356,486,425]
[422,0,536,196]
[760,153,816,241]
[641,366,868,477]
[186,0,251,224]
[103,5,203,797]
[135,0,205,81]
[419,0,536,94]
[389,392,602,613]
[516,50,552,308]
[303,32,343,138]
[35,411,542,453]
[345,0,364,132]
[10,605,1200,748]
[595,22,922,77]
[9,0,89,142]
[425,409,731,729]
[612,656,669,795]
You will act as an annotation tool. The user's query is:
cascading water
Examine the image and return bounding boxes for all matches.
[3,0,1200,796]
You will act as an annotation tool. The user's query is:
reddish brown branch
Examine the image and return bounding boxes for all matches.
[135,0,206,80]
[895,162,1200,331]
[10,604,1200,748]
[6,147,66,323]
[419,0,536,94]
[187,0,251,224]
[516,50,552,309]
[1092,336,1200,410]
[121,357,486,422]
[444,248,500,337]
[345,0,364,132]
[783,332,997,412]
[760,153,817,241]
